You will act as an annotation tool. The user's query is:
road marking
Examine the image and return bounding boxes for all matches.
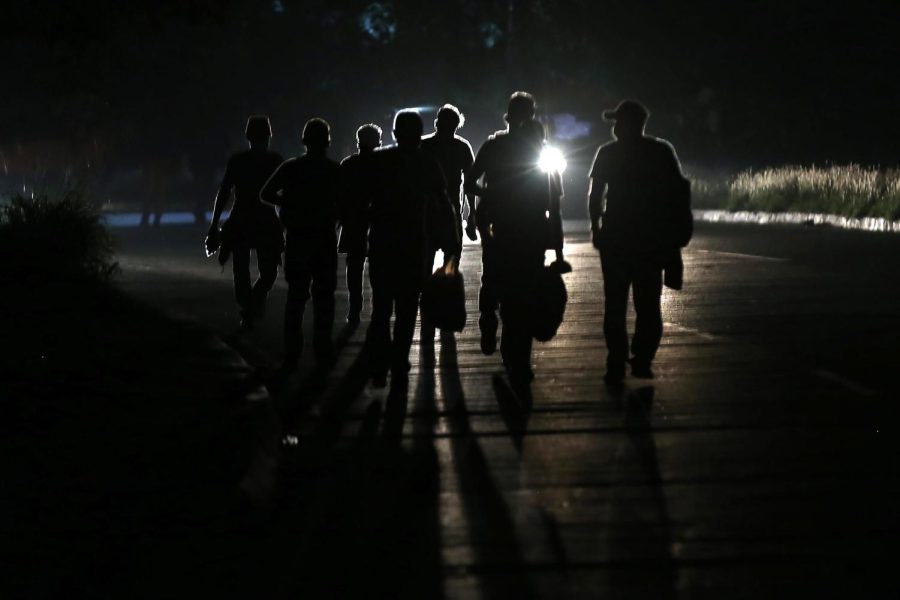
[694,249,790,262]
[813,369,877,397]
[664,322,719,341]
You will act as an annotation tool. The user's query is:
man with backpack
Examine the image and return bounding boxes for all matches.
[588,99,692,384]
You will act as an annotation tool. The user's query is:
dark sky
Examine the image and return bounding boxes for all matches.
[2,0,898,173]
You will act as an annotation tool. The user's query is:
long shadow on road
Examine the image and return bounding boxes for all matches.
[439,331,537,599]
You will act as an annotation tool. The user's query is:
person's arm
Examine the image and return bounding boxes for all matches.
[664,143,692,247]
[587,147,607,248]
[209,157,234,231]
[588,176,608,250]
[438,188,462,261]
[259,161,288,208]
[205,157,234,254]
[460,142,478,240]
[466,142,494,241]
[549,172,565,262]
[464,142,488,198]
[430,160,461,262]
[336,158,353,225]
[588,177,607,230]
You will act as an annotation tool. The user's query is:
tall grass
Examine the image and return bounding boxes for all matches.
[692,165,900,221]
[0,185,117,283]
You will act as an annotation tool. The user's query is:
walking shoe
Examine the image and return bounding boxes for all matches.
[371,371,388,388]
[479,313,498,355]
[603,361,626,386]
[629,358,654,379]
[280,353,300,373]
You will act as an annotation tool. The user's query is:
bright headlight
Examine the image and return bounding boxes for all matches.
[538,146,567,174]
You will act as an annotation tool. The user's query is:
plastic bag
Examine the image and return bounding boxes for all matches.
[529,262,569,342]
[420,259,466,332]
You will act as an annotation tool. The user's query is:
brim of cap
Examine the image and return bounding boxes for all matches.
[601,110,618,121]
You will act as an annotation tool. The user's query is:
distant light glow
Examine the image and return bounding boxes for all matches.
[539,146,567,174]
[396,106,438,115]
[480,22,503,49]
[360,3,397,44]
[551,113,592,140]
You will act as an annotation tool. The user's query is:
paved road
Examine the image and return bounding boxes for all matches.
[115,221,900,598]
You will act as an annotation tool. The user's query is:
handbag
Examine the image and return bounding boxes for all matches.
[529,263,569,342]
[420,258,467,332]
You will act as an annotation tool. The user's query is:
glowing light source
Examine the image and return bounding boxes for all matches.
[539,146,567,174]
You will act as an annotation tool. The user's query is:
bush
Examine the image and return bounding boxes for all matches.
[691,165,900,221]
[0,185,117,284]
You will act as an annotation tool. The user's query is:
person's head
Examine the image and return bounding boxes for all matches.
[245,115,272,148]
[356,123,383,152]
[302,118,331,153]
[393,110,423,148]
[520,118,546,152]
[434,104,464,135]
[504,91,536,129]
[602,99,649,141]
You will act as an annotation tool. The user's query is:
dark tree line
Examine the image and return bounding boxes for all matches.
[2,0,898,177]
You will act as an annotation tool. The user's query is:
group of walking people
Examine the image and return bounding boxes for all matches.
[205,91,690,390]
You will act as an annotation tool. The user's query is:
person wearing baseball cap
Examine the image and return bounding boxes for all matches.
[588,99,692,384]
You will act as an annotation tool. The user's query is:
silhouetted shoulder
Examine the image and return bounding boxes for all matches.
[454,134,473,148]
[473,131,507,165]
[454,135,474,159]
[589,140,618,180]
[644,136,683,173]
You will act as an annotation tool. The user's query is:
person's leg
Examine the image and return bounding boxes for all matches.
[631,260,664,377]
[231,244,253,325]
[283,254,312,365]
[250,245,279,319]
[600,250,632,380]
[392,271,422,378]
[311,246,338,362]
[420,249,438,349]
[346,250,365,323]
[498,248,542,382]
[366,260,393,382]
[478,242,500,355]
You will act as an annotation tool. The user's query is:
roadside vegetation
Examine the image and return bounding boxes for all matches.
[0,184,117,284]
[692,165,900,221]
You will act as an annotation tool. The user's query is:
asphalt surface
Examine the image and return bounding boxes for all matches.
[113,220,900,598]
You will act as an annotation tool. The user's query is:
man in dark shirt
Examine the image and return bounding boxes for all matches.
[588,99,687,383]
[420,104,476,345]
[338,123,382,324]
[467,93,565,385]
[421,104,476,252]
[260,118,340,368]
[366,111,461,387]
[205,115,284,329]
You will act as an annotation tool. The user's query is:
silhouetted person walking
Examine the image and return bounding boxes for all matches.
[261,118,340,368]
[467,93,565,385]
[421,104,477,253]
[589,100,688,383]
[366,111,461,387]
[338,124,382,324]
[205,115,284,329]
[419,104,476,346]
